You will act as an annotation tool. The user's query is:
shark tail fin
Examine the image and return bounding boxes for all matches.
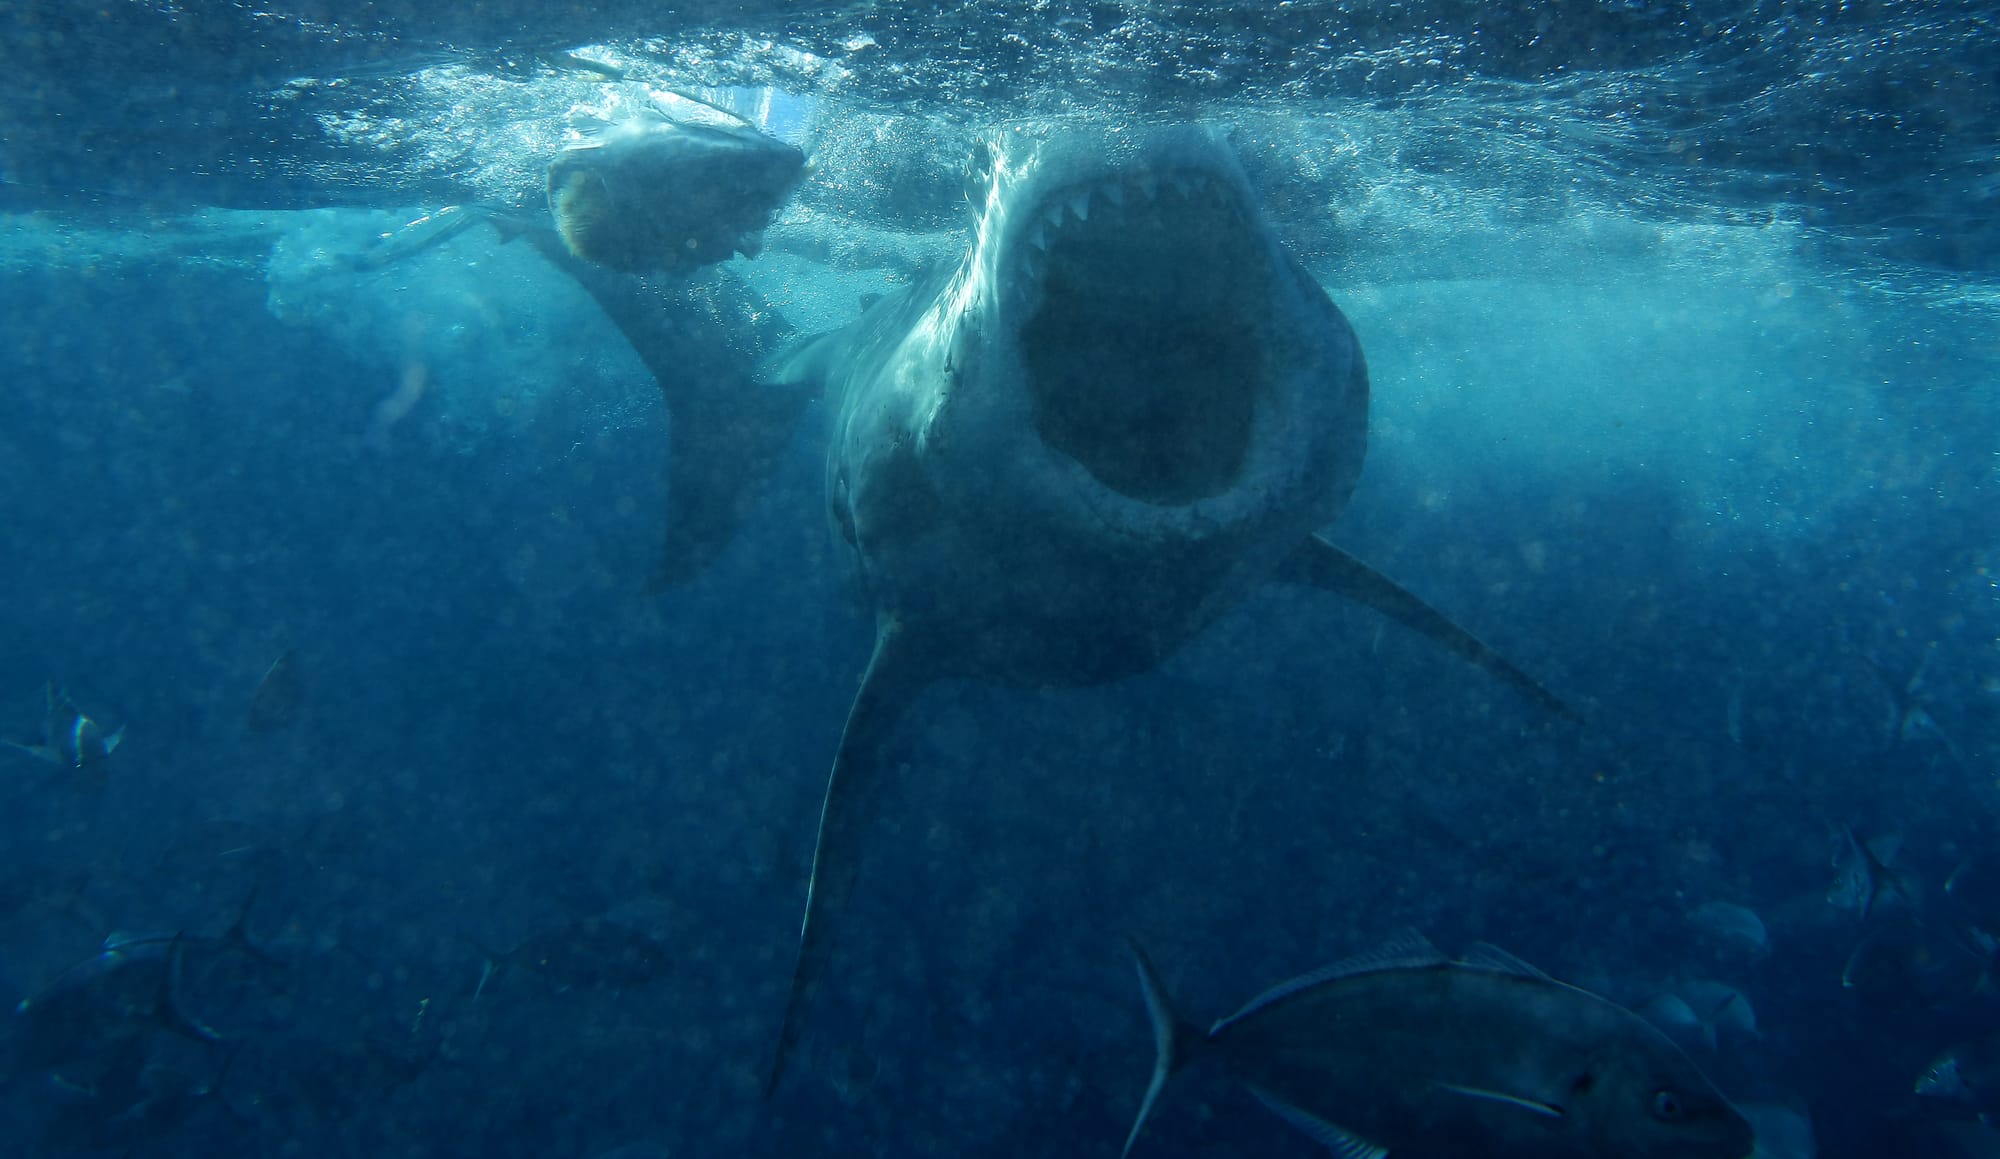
[647,376,813,589]
[766,618,927,1096]
[1125,938,1202,1158]
[514,222,812,587]
[1275,534,1578,722]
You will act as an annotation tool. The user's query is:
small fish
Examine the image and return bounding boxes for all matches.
[14,890,274,1076]
[546,51,627,80]
[1840,916,1986,1010]
[1639,993,1706,1044]
[1123,931,1754,1159]
[1918,1032,2000,1125]
[471,915,672,997]
[243,649,303,733]
[1861,645,1965,764]
[4,682,125,773]
[1641,983,1756,1055]
[1827,826,1921,921]
[1736,1102,1816,1159]
[13,931,215,1093]
[39,1040,243,1151]
[1689,902,1770,960]
[1946,852,2000,954]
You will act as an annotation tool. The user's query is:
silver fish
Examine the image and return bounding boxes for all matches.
[1644,982,1757,1056]
[1918,1032,2000,1124]
[1688,902,1770,961]
[1826,826,1920,921]
[4,682,125,772]
[1125,931,1754,1159]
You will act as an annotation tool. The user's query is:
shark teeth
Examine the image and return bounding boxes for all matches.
[1005,167,1247,301]
[1026,169,1238,241]
[1020,247,1044,285]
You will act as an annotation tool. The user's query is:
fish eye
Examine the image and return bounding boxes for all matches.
[1649,1090,1685,1121]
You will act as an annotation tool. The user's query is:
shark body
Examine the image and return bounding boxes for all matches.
[754,123,1572,1090]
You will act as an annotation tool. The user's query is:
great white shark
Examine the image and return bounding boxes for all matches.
[753,122,1574,1091]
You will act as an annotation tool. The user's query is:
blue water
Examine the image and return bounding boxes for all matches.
[2,3,1996,1156]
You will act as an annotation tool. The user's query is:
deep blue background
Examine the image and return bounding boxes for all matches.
[2,2,1998,1157]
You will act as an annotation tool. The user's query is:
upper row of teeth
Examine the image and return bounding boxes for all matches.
[1022,170,1227,251]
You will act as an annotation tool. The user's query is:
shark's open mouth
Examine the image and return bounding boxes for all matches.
[1014,168,1271,506]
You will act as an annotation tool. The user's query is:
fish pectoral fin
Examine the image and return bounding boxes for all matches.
[1434,1080,1566,1119]
[1273,534,1578,722]
[766,618,929,1096]
[1246,1086,1389,1159]
[2,740,58,763]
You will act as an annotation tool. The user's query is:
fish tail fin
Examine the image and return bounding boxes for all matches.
[221,886,279,968]
[161,934,224,1043]
[2,739,56,763]
[453,934,506,1000]
[1125,938,1202,1158]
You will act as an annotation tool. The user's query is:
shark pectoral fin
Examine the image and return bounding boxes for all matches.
[1275,535,1579,723]
[766,618,929,1096]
